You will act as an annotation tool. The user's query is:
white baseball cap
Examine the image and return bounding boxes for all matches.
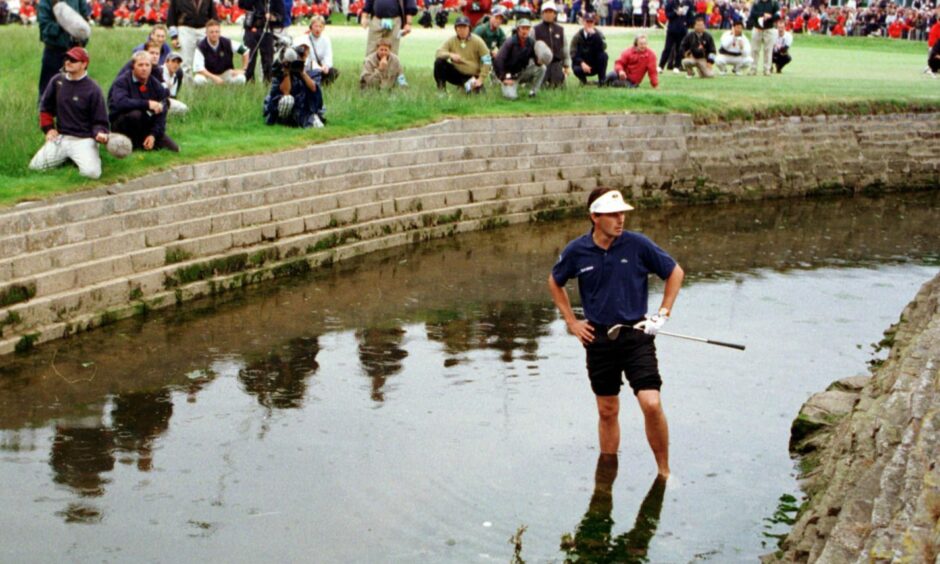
[541,1,558,11]
[589,191,634,214]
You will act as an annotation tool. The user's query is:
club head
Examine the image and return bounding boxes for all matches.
[607,324,623,340]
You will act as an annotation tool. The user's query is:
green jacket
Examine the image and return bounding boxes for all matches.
[472,18,506,53]
[39,0,91,49]
[435,33,492,80]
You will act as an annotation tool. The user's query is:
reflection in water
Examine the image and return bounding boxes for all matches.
[50,423,114,498]
[238,336,320,410]
[357,327,408,403]
[561,454,667,563]
[111,390,173,471]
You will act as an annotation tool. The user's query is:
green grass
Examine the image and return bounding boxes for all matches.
[1,23,938,207]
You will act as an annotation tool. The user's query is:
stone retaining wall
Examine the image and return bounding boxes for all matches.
[765,272,940,563]
[1,112,938,355]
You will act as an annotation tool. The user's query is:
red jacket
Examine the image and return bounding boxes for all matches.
[614,46,658,88]
[928,21,940,47]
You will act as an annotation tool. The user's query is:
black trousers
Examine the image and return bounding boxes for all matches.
[572,52,609,84]
[244,27,275,82]
[929,57,940,73]
[773,52,792,73]
[39,44,68,101]
[658,27,686,70]
[111,110,179,152]
[433,58,473,89]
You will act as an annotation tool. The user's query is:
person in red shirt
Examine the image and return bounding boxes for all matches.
[807,11,820,33]
[20,0,38,24]
[708,9,721,28]
[459,0,490,27]
[605,34,659,89]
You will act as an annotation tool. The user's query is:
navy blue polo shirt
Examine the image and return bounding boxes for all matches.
[552,230,677,326]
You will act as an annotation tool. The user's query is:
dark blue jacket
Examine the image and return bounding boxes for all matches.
[38,0,91,48]
[107,69,169,138]
[664,0,694,33]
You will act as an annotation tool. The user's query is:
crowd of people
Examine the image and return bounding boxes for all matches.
[20,0,940,180]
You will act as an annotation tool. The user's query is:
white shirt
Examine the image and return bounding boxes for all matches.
[298,33,334,73]
[192,38,246,74]
[720,30,751,56]
[774,29,792,51]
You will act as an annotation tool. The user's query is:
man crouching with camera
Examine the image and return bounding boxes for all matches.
[263,44,325,128]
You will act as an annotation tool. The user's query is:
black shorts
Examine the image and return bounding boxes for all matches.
[584,321,662,396]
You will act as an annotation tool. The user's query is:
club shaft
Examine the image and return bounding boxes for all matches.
[656,330,746,351]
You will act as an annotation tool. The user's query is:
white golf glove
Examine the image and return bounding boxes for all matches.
[633,313,667,336]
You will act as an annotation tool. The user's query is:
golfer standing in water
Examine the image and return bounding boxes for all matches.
[548,188,684,478]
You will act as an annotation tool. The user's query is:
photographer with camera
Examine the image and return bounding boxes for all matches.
[264,44,325,128]
[192,19,249,85]
[434,16,491,93]
[239,0,285,82]
[360,0,417,56]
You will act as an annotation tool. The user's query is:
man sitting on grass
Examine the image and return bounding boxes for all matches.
[264,45,325,128]
[30,47,110,179]
[108,51,179,152]
[493,18,546,99]
[434,16,491,93]
[604,34,659,89]
[715,19,751,75]
[360,38,407,89]
[192,19,248,86]
[570,12,608,86]
[679,15,716,78]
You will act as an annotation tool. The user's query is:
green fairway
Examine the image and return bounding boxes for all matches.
[0,23,937,207]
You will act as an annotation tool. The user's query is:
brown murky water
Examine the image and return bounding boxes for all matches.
[1,192,937,562]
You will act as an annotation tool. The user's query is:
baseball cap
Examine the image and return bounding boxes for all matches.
[583,12,597,22]
[167,52,183,62]
[589,191,634,214]
[516,18,532,27]
[491,5,506,16]
[64,46,89,64]
[455,15,471,26]
[541,1,558,12]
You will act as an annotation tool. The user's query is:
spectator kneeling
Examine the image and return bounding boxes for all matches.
[680,15,716,78]
[108,51,179,152]
[605,34,659,88]
[193,19,249,86]
[264,45,325,128]
[570,13,608,86]
[360,39,407,89]
[434,16,491,93]
[30,47,110,179]
[493,18,546,99]
[715,20,752,74]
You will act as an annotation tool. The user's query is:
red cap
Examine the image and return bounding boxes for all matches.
[64,47,89,64]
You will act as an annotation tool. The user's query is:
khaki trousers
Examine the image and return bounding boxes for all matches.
[365,16,402,56]
[750,29,775,73]
[681,57,715,78]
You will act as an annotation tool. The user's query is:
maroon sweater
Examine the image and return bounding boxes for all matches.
[39,73,110,138]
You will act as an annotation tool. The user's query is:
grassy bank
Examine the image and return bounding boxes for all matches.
[0,23,938,207]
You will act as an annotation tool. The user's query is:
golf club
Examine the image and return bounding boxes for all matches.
[606,324,746,351]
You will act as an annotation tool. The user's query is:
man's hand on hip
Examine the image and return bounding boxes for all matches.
[567,319,595,344]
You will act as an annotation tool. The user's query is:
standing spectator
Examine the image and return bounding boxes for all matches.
[21,0,39,24]
[433,15,491,92]
[29,47,109,179]
[132,24,172,65]
[166,0,216,77]
[715,18,750,74]
[604,33,658,87]
[299,15,338,86]
[359,38,407,88]
[459,0,489,27]
[746,0,778,75]
[264,45,324,127]
[108,51,179,152]
[360,0,417,56]
[193,19,248,85]
[658,0,692,72]
[473,5,507,57]
[609,0,622,26]
[772,17,791,73]
[37,0,90,99]
[570,13,608,85]
[679,14,715,77]
[239,0,284,83]
[493,18,546,99]
[533,1,570,87]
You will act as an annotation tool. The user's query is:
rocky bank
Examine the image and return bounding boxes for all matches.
[767,272,940,562]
